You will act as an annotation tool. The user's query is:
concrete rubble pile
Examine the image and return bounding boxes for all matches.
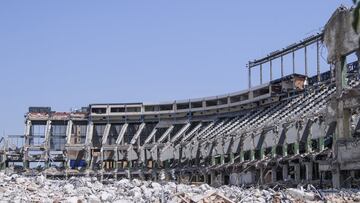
[0,172,360,203]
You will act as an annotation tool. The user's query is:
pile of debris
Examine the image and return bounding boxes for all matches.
[0,172,359,202]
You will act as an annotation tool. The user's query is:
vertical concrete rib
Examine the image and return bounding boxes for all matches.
[158,126,174,143]
[317,40,321,81]
[171,123,191,143]
[101,123,111,145]
[44,120,52,167]
[116,123,128,145]
[66,120,73,145]
[260,64,263,84]
[181,123,202,142]
[270,60,273,81]
[23,120,31,169]
[281,55,284,77]
[248,66,251,89]
[144,128,158,144]
[130,123,145,145]
[85,121,93,169]
[85,122,94,145]
[304,46,308,76]
[292,51,295,74]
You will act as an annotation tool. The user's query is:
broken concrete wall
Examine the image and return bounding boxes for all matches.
[324,6,360,63]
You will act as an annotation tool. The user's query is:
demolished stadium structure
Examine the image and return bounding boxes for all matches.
[1,6,360,189]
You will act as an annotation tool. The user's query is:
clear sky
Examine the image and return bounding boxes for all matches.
[0,1,354,136]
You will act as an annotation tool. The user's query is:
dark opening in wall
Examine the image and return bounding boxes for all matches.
[276,145,283,156]
[177,103,189,110]
[93,125,106,147]
[30,124,46,145]
[159,104,173,111]
[354,170,360,179]
[206,99,217,107]
[224,155,230,163]
[299,142,306,154]
[288,143,295,155]
[92,108,106,114]
[126,107,141,112]
[265,147,272,156]
[224,175,230,185]
[276,167,283,181]
[254,149,262,160]
[145,105,158,112]
[300,164,306,180]
[191,101,203,109]
[198,175,205,182]
[313,163,320,180]
[124,123,140,144]
[289,165,295,180]
[324,171,332,180]
[230,93,249,103]
[311,139,319,151]
[244,151,251,161]
[324,136,333,149]
[215,157,221,165]
[218,98,228,105]
[111,107,125,113]
[50,123,67,151]
[253,87,270,98]
[71,121,87,144]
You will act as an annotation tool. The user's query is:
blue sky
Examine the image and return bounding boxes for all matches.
[0,1,354,136]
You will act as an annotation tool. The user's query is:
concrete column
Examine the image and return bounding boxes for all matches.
[271,167,277,183]
[259,168,264,184]
[260,64,263,85]
[211,156,216,166]
[229,153,234,164]
[316,40,321,82]
[220,154,225,165]
[281,55,284,77]
[331,56,350,189]
[304,46,308,76]
[294,143,299,155]
[23,148,29,169]
[283,144,288,157]
[204,174,208,184]
[282,164,288,181]
[210,171,216,186]
[332,164,341,189]
[292,51,295,74]
[66,120,73,145]
[270,60,273,81]
[44,120,52,168]
[250,150,255,161]
[100,148,104,171]
[114,148,118,179]
[271,146,276,158]
[306,138,312,153]
[24,120,31,147]
[318,137,325,151]
[259,149,264,160]
[335,56,350,141]
[305,162,313,181]
[85,122,93,169]
[294,164,301,182]
[240,151,244,162]
[218,174,224,185]
[248,66,251,89]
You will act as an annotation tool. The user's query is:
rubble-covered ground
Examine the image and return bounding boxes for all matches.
[0,172,359,203]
